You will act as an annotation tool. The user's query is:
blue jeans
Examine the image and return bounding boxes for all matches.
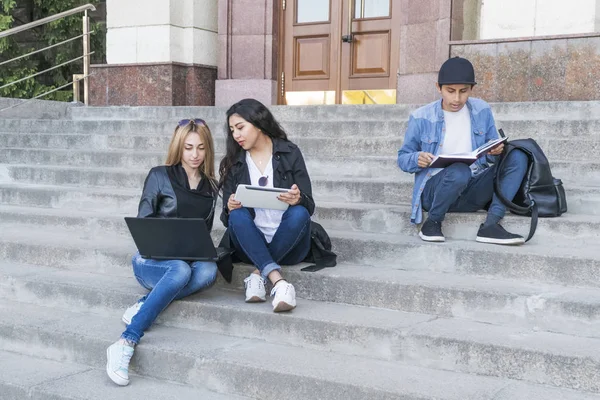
[422,149,528,222]
[228,205,312,280]
[121,252,218,344]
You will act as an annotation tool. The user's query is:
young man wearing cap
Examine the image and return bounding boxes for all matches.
[397,57,529,245]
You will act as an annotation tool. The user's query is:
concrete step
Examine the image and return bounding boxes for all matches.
[314,201,600,242]
[1,197,598,245]
[69,104,415,122]
[330,229,600,287]
[68,101,600,122]
[0,183,140,213]
[1,299,600,398]
[0,163,410,193]
[568,193,600,216]
[0,204,132,235]
[3,260,600,342]
[0,148,166,170]
[0,118,407,138]
[0,170,595,215]
[1,220,600,288]
[0,133,598,172]
[551,160,600,184]
[0,132,404,157]
[0,148,399,178]
[6,118,600,141]
[0,350,245,399]
[319,178,597,214]
[1,147,599,184]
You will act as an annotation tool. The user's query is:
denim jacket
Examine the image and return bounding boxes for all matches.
[397,98,499,224]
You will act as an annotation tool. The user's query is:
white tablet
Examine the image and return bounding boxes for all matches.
[234,184,290,211]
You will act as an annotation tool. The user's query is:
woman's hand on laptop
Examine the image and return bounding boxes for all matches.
[278,184,302,206]
[227,194,242,211]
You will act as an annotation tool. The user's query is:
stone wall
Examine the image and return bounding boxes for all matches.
[451,35,600,102]
[90,0,217,106]
[215,0,280,106]
[396,0,452,104]
[89,62,216,106]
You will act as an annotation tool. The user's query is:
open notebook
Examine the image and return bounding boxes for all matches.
[429,136,508,169]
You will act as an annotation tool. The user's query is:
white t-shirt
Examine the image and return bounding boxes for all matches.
[430,106,473,177]
[441,105,472,155]
[245,152,284,243]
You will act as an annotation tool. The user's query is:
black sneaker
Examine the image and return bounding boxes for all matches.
[476,223,525,245]
[419,219,445,242]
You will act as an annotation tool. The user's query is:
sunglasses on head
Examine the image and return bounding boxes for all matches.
[258,176,268,187]
[177,118,206,127]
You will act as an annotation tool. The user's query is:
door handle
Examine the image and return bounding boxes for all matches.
[342,0,353,42]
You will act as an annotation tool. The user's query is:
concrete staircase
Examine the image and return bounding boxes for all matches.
[1,101,600,399]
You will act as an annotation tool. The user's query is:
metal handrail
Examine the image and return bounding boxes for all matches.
[0,52,94,90]
[0,32,93,68]
[0,3,95,107]
[0,73,93,113]
[0,4,95,39]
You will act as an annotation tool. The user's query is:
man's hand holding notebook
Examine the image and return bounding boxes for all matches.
[428,136,508,169]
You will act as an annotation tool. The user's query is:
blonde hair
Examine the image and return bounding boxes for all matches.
[165,122,217,189]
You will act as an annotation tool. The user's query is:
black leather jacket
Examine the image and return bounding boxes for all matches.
[220,138,315,227]
[138,166,216,231]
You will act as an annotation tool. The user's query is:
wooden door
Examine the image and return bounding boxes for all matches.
[284,0,341,104]
[283,0,400,104]
[340,0,401,104]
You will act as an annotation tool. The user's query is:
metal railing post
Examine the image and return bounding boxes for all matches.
[73,74,83,102]
[82,10,91,105]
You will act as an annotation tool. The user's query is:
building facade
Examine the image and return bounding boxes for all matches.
[90,0,600,106]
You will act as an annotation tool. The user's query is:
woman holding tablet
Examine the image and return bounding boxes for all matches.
[219,98,314,312]
[106,119,219,386]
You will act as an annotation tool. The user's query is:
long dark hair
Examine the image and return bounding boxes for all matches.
[218,98,288,188]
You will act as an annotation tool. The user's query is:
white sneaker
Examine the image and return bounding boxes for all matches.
[106,340,135,386]
[122,301,144,325]
[244,274,266,302]
[271,281,296,312]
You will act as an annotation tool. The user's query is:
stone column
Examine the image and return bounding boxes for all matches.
[215,0,279,106]
[396,0,452,104]
[90,0,218,106]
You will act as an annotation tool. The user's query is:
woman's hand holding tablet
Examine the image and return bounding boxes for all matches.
[233,184,291,211]
[277,184,302,206]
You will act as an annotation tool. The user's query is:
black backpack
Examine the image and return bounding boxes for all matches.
[302,221,337,270]
[494,129,568,242]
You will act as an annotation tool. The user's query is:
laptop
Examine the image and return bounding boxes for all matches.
[124,217,223,261]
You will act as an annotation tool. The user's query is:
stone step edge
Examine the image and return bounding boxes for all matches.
[2,148,600,165]
[1,167,597,191]
[0,349,248,400]
[1,199,599,224]
[0,217,597,262]
[1,299,599,398]
[3,260,600,340]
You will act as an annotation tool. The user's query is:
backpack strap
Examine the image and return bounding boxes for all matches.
[493,143,537,242]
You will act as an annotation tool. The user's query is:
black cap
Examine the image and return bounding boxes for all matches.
[438,57,477,86]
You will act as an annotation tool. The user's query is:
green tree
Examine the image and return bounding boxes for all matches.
[0,0,106,101]
[0,0,49,99]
